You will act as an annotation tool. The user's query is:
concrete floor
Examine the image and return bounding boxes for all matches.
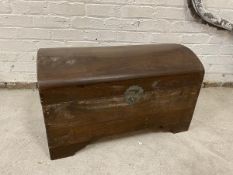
[0,88,233,175]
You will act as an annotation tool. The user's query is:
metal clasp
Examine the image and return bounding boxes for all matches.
[124,85,144,105]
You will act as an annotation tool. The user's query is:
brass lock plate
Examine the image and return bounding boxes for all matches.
[124,85,144,105]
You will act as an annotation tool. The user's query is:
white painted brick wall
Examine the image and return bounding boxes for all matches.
[0,0,233,83]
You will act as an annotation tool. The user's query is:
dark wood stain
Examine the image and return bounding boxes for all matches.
[37,44,204,160]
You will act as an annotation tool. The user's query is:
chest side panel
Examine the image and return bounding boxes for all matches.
[41,73,203,148]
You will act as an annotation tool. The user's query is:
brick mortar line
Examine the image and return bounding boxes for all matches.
[2,1,232,10]
[0,82,232,89]
[0,39,232,46]
[0,15,205,23]
[0,28,221,34]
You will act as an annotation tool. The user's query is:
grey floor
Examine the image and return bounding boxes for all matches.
[0,88,233,175]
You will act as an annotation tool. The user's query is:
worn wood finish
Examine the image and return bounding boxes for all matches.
[37,44,204,160]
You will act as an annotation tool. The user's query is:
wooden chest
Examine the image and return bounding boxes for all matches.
[37,44,204,160]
